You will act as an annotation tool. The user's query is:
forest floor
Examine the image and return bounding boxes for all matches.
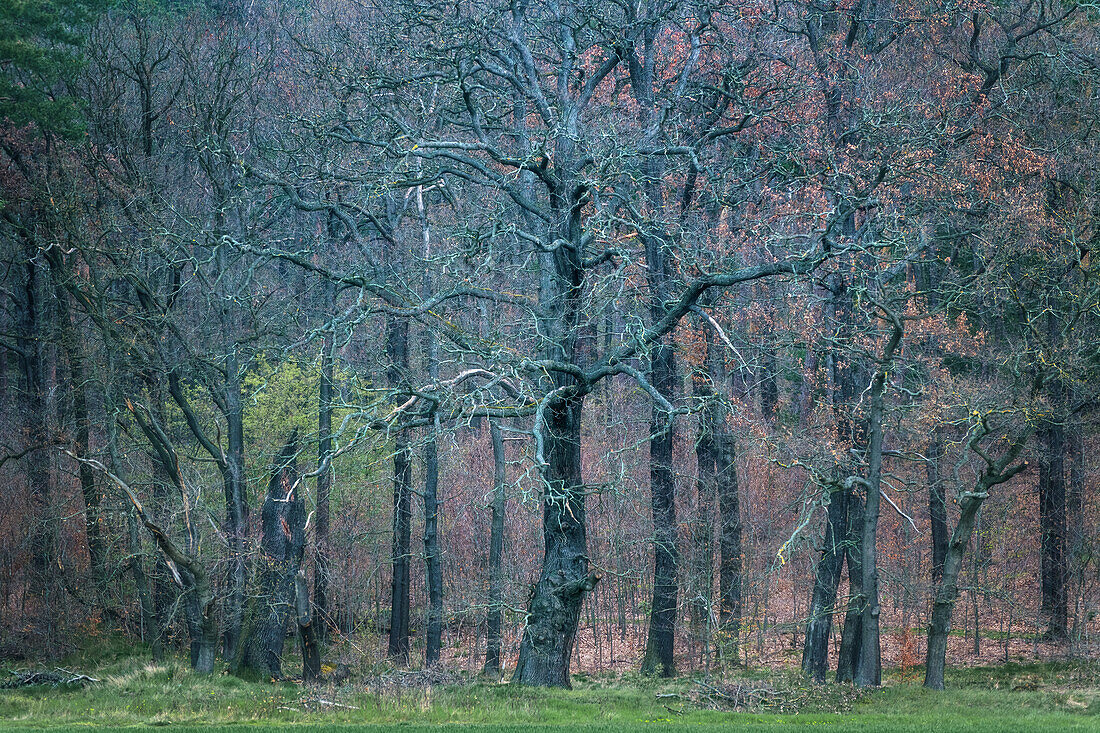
[1,639,1098,731]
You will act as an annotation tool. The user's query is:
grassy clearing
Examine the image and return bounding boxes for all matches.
[1,643,1096,731]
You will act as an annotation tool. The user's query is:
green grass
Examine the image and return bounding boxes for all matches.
[1,643,1096,731]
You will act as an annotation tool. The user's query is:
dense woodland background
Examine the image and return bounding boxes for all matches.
[1,0,1098,693]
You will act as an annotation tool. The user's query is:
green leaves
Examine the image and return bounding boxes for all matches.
[0,0,102,137]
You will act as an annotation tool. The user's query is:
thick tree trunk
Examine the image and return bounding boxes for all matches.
[239,435,307,679]
[513,396,598,688]
[483,420,506,675]
[802,487,848,682]
[21,255,58,609]
[836,489,864,683]
[184,570,219,674]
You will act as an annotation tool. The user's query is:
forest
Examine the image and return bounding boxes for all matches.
[0,0,1098,724]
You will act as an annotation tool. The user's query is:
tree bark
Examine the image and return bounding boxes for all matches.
[715,420,742,666]
[512,395,598,688]
[928,434,948,588]
[925,424,1030,690]
[641,331,678,677]
[925,490,986,690]
[802,487,848,682]
[689,353,717,631]
[296,570,321,682]
[239,435,306,679]
[423,411,443,665]
[314,280,335,642]
[483,419,506,675]
[836,489,864,683]
[222,357,248,660]
[1038,412,1068,640]
[387,314,412,663]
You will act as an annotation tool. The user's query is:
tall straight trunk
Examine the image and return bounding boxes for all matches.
[423,411,443,665]
[1067,417,1084,638]
[387,315,412,663]
[1038,405,1067,640]
[314,281,335,641]
[48,265,105,586]
[222,357,248,660]
[854,371,888,687]
[805,271,857,682]
[715,417,742,662]
[20,255,57,607]
[483,420,506,675]
[690,359,717,630]
[512,395,597,688]
[641,333,678,677]
[852,300,902,688]
[928,434,948,587]
[802,487,848,681]
[419,184,443,666]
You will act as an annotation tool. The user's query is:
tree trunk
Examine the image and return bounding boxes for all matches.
[855,371,888,688]
[423,412,443,666]
[221,358,249,660]
[296,571,321,682]
[49,268,105,588]
[184,569,218,674]
[716,413,742,666]
[314,281,335,642]
[387,315,412,663]
[239,435,307,679]
[21,254,58,609]
[690,361,716,631]
[925,491,986,690]
[110,403,161,662]
[837,489,864,683]
[483,419,506,675]
[512,395,598,688]
[417,172,444,667]
[1038,412,1067,640]
[928,434,948,588]
[802,487,848,682]
[852,299,902,688]
[641,334,678,678]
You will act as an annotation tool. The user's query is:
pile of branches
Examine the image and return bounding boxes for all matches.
[688,676,863,714]
[362,666,458,695]
[2,668,99,689]
[691,680,782,711]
